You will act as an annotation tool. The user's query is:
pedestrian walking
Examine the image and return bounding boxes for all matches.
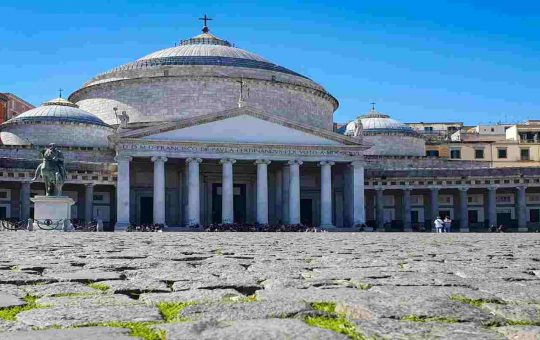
[443,216,452,233]
[434,216,444,233]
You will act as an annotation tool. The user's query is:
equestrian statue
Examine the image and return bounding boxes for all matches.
[32,143,67,196]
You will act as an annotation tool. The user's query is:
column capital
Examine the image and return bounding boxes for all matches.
[375,186,384,193]
[85,183,94,188]
[287,160,303,166]
[114,155,132,162]
[220,158,237,165]
[428,186,440,192]
[318,161,335,167]
[487,185,498,191]
[151,155,168,163]
[186,157,202,164]
[516,185,527,192]
[255,159,271,165]
[403,186,413,192]
[458,186,469,192]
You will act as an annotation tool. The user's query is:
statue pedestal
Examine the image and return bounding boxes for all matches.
[30,196,74,231]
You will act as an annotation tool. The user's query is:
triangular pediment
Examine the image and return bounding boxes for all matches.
[117,107,362,146]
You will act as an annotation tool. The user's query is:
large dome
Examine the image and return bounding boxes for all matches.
[69,25,338,130]
[0,97,112,147]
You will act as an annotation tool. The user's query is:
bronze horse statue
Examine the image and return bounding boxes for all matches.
[32,145,66,196]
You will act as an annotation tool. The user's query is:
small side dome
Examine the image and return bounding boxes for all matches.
[0,97,113,147]
[8,97,109,127]
[343,106,425,157]
[359,108,417,135]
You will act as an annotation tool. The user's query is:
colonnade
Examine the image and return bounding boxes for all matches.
[114,155,365,229]
[372,185,531,231]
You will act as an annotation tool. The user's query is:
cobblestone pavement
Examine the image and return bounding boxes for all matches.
[0,233,539,340]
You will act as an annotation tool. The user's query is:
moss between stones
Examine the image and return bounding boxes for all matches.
[449,294,503,307]
[307,302,367,340]
[83,322,165,340]
[156,301,197,322]
[505,319,540,326]
[401,315,459,323]
[0,295,45,321]
[88,283,110,292]
[51,292,98,298]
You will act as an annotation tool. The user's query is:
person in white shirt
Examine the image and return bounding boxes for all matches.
[434,216,444,233]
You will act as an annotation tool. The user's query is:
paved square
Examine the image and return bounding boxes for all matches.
[0,233,539,339]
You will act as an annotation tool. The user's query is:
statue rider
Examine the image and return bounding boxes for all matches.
[46,143,66,182]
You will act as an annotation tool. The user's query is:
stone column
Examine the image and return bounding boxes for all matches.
[288,160,303,224]
[115,155,132,230]
[186,158,202,226]
[220,158,236,224]
[84,183,94,224]
[487,186,497,227]
[319,161,334,228]
[282,164,290,224]
[375,188,385,230]
[255,160,271,225]
[20,181,31,221]
[459,187,469,232]
[152,156,167,226]
[402,188,412,232]
[274,168,283,223]
[430,187,439,221]
[516,186,527,232]
[349,161,365,227]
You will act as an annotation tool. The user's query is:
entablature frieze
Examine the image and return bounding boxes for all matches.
[116,140,365,163]
[364,176,540,191]
[0,168,116,186]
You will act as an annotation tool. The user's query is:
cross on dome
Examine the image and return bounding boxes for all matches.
[198,14,213,33]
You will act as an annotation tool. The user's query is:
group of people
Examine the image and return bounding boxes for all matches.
[433,216,452,233]
[126,224,164,232]
[203,223,326,232]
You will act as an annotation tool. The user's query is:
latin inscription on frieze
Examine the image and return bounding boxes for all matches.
[120,143,362,157]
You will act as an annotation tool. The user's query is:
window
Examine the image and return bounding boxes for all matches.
[93,192,110,204]
[527,194,540,203]
[0,189,11,201]
[497,148,507,159]
[521,149,530,161]
[439,195,453,205]
[491,128,495,132]
[496,194,513,204]
[467,194,483,205]
[426,150,439,157]
[475,149,484,159]
[411,195,424,205]
[450,149,461,159]
[424,127,433,132]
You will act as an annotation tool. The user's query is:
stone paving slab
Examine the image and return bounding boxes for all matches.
[0,233,538,339]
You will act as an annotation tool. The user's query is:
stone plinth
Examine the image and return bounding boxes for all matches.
[30,196,74,231]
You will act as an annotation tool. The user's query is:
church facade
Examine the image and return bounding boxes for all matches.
[1,23,539,231]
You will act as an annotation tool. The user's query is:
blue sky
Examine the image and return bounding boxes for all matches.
[1,0,539,125]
